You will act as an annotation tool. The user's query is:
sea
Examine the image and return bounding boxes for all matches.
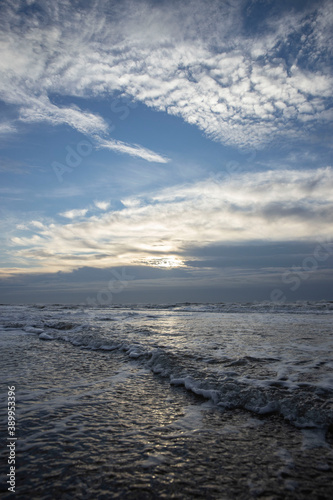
[0,301,333,499]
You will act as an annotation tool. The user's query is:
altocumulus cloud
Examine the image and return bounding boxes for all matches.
[5,167,333,275]
[59,209,89,219]
[0,0,332,151]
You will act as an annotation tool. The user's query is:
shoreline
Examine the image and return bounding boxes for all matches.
[1,329,333,499]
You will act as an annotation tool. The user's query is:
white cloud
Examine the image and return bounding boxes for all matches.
[19,99,109,136]
[0,121,16,134]
[95,137,169,163]
[6,167,333,274]
[94,200,110,211]
[30,220,45,229]
[59,209,88,219]
[0,0,331,150]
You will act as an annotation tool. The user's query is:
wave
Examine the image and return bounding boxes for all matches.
[1,300,333,315]
[1,302,332,434]
[6,324,332,433]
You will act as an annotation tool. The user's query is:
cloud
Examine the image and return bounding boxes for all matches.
[0,121,16,134]
[19,98,109,136]
[0,0,332,150]
[94,200,110,211]
[59,209,88,219]
[5,167,333,275]
[95,137,170,163]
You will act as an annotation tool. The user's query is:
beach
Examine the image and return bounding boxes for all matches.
[1,302,333,499]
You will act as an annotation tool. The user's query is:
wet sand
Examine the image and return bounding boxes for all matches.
[1,331,333,499]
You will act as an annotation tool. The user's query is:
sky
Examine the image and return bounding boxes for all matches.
[0,0,332,304]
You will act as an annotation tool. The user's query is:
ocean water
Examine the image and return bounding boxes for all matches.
[0,301,333,499]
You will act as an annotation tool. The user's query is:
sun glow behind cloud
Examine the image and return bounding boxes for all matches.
[0,0,332,302]
[3,167,332,276]
[138,257,185,269]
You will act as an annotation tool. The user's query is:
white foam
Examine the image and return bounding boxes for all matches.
[1,302,332,431]
[24,326,44,334]
[99,345,118,351]
[170,377,219,403]
[39,332,54,340]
